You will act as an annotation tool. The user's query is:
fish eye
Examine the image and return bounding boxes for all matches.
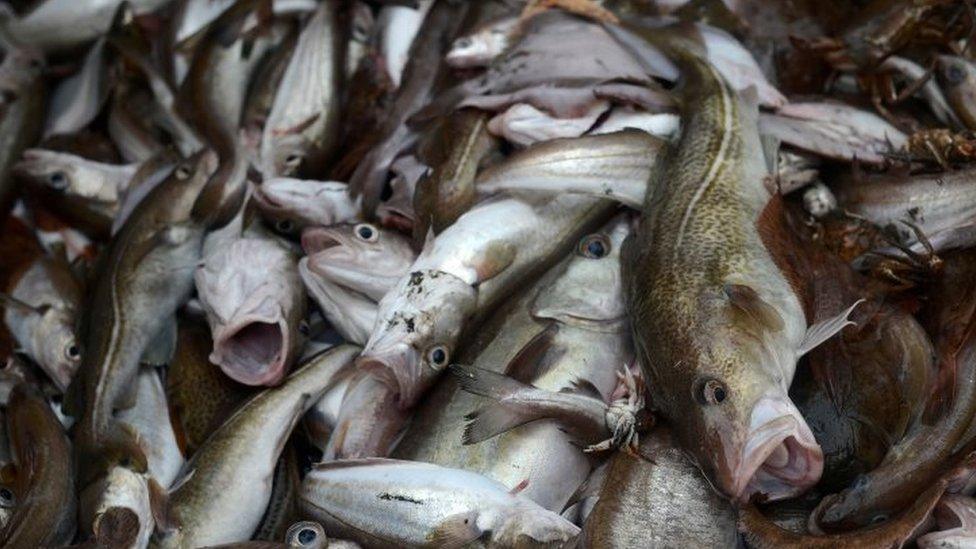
[65,342,81,361]
[870,513,888,525]
[298,320,310,336]
[0,487,14,507]
[946,64,966,85]
[286,521,325,547]
[578,234,610,259]
[694,377,728,405]
[285,153,302,168]
[48,171,69,190]
[453,37,473,49]
[427,345,449,368]
[276,219,295,233]
[174,164,192,180]
[354,223,378,242]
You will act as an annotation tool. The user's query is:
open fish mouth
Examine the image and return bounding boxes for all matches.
[733,397,824,502]
[355,343,421,409]
[211,318,289,386]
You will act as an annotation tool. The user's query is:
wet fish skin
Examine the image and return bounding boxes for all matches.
[581,428,737,548]
[155,344,359,548]
[65,151,217,490]
[252,178,359,237]
[0,46,45,216]
[195,231,307,386]
[44,36,110,138]
[2,254,82,391]
[621,40,827,502]
[0,382,76,547]
[936,55,976,130]
[261,0,344,178]
[299,458,580,548]
[299,259,379,345]
[78,466,153,549]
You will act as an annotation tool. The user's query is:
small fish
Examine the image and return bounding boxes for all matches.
[936,55,976,131]
[154,344,359,548]
[0,382,76,547]
[252,178,359,237]
[195,232,307,386]
[299,458,580,547]
[260,0,344,177]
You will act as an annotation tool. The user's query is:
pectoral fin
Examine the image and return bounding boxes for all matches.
[724,284,785,333]
[426,512,483,549]
[471,241,516,284]
[798,299,864,357]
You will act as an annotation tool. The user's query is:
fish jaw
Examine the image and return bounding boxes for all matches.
[302,225,414,300]
[210,312,291,386]
[254,177,358,230]
[358,270,477,407]
[490,503,582,547]
[728,396,823,503]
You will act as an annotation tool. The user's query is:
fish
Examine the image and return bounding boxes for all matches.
[619,38,857,502]
[0,382,76,547]
[195,230,307,386]
[171,0,317,47]
[881,55,960,128]
[78,466,153,549]
[936,55,976,131]
[740,479,948,547]
[177,0,277,230]
[106,81,168,164]
[1,251,82,391]
[0,45,45,216]
[813,250,976,530]
[917,494,976,548]
[115,366,184,489]
[412,109,496,243]
[580,428,737,547]
[359,191,615,409]
[303,223,416,302]
[321,372,412,459]
[252,444,302,543]
[376,0,434,87]
[394,215,633,512]
[260,0,344,178]
[486,100,611,148]
[445,15,518,68]
[252,178,359,237]
[167,315,254,455]
[14,148,138,237]
[348,0,471,216]
[300,262,379,345]
[758,102,908,164]
[44,36,110,138]
[475,129,665,208]
[153,344,359,548]
[64,151,218,490]
[298,458,580,547]
[0,0,172,52]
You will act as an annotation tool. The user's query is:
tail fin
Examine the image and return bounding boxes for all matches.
[451,364,547,445]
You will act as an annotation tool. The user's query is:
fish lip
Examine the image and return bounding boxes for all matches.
[210,315,290,386]
[301,227,347,255]
[732,397,824,503]
[355,344,419,409]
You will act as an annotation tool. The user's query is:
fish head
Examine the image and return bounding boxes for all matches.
[653,304,823,503]
[253,178,356,236]
[445,18,514,69]
[488,503,581,548]
[14,149,118,203]
[302,223,415,299]
[357,270,477,408]
[532,215,630,326]
[32,305,81,391]
[197,239,304,386]
[936,55,976,94]
[263,130,311,178]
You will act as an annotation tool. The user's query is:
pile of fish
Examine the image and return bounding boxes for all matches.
[4,0,976,546]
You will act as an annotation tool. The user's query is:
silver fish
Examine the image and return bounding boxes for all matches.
[253,178,359,237]
[44,37,109,137]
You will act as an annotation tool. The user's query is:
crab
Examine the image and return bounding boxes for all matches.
[863,219,943,290]
[585,363,650,454]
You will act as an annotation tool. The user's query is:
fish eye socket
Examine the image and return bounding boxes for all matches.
[276,219,295,233]
[354,223,378,242]
[175,164,192,180]
[947,64,966,85]
[298,320,310,336]
[870,514,888,525]
[427,345,449,368]
[578,234,610,259]
[65,343,81,361]
[286,522,324,546]
[454,37,472,49]
[285,153,302,168]
[694,378,728,405]
[48,171,68,189]
[0,487,14,507]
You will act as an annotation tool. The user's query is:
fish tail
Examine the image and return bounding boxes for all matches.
[451,364,546,445]
[451,363,532,400]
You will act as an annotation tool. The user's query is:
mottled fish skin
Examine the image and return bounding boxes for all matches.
[65,151,217,491]
[0,47,45,216]
[0,383,76,547]
[299,458,580,548]
[155,344,359,548]
[261,0,344,178]
[621,41,822,502]
[581,428,737,548]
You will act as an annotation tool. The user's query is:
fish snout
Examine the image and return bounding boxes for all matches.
[356,343,420,409]
[732,396,823,503]
[211,316,289,386]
